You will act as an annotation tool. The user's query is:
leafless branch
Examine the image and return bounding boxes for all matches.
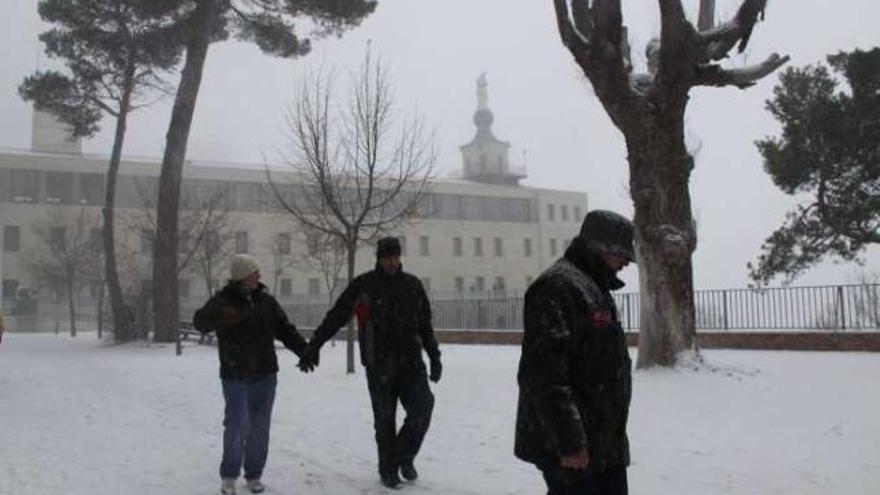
[695,53,790,88]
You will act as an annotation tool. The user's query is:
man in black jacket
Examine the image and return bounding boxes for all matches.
[193,254,308,495]
[515,210,635,495]
[298,236,441,488]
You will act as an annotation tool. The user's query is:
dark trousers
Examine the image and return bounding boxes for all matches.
[365,359,435,477]
[220,373,277,480]
[540,464,628,495]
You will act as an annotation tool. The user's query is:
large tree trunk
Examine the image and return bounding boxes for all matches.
[345,238,357,374]
[152,0,215,342]
[628,117,699,367]
[104,69,135,342]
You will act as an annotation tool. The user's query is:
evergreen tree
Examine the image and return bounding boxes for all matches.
[750,48,880,284]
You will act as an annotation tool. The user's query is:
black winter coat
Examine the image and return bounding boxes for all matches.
[515,237,632,473]
[311,265,440,370]
[193,281,307,380]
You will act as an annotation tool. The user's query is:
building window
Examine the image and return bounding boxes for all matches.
[494,237,503,257]
[419,235,430,256]
[45,171,74,204]
[235,231,249,253]
[454,277,464,293]
[308,278,320,296]
[494,276,506,293]
[523,238,532,257]
[547,204,555,221]
[550,239,558,257]
[50,226,66,250]
[398,236,407,256]
[561,205,569,222]
[9,169,38,202]
[78,173,103,205]
[178,231,190,253]
[2,279,20,299]
[575,205,583,221]
[474,276,485,293]
[3,226,21,252]
[141,229,152,254]
[277,233,291,255]
[473,237,483,257]
[421,277,431,293]
[453,237,462,257]
[280,278,292,297]
[178,279,191,298]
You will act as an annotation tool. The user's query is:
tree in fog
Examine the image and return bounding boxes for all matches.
[268,52,435,373]
[26,209,102,337]
[151,0,378,343]
[126,180,237,334]
[552,0,788,367]
[265,232,300,296]
[749,47,880,285]
[19,0,185,342]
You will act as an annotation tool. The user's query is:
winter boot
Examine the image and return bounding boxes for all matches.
[380,471,402,489]
[245,478,265,493]
[220,478,236,495]
[399,460,418,481]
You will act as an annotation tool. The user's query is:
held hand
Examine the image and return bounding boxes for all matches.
[298,343,320,373]
[429,357,442,383]
[560,450,589,470]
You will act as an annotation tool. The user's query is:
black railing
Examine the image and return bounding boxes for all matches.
[281,284,880,331]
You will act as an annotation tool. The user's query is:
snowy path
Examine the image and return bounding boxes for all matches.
[0,334,877,495]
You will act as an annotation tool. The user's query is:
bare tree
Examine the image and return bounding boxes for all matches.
[552,0,788,367]
[268,51,435,373]
[265,231,300,295]
[125,180,238,336]
[26,208,102,337]
[301,232,347,304]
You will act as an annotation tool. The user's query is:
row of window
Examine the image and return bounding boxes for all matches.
[4,224,574,262]
[1,168,547,223]
[546,203,583,223]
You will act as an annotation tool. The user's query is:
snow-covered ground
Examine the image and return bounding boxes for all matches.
[0,334,877,495]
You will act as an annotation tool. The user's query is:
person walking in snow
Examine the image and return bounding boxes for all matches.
[193,254,309,495]
[515,210,635,495]
[298,236,442,489]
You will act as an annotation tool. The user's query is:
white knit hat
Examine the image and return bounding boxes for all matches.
[230,254,261,281]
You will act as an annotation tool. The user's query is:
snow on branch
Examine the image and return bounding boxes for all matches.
[695,53,790,89]
[698,0,768,62]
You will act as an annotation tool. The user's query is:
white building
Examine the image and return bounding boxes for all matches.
[0,78,587,323]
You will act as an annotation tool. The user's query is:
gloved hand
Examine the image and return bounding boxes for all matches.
[429,357,442,383]
[298,342,321,373]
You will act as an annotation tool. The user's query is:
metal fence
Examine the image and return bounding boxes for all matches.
[283,284,880,331]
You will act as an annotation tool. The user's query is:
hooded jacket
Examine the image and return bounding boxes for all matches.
[193,281,307,380]
[514,237,632,472]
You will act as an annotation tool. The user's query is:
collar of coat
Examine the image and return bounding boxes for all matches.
[220,280,268,301]
[373,262,404,280]
[563,236,626,291]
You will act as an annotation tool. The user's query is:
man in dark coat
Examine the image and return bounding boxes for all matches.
[515,210,635,495]
[298,236,441,488]
[193,253,308,495]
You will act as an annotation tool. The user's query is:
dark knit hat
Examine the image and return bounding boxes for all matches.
[579,210,636,262]
[376,237,402,259]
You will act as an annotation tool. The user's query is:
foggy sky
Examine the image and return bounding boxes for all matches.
[1,0,878,289]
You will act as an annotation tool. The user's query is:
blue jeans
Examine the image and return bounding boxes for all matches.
[220,373,277,480]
